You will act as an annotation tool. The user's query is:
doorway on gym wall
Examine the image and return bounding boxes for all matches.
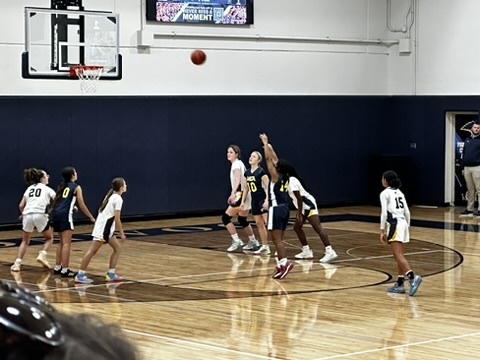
[445,112,479,206]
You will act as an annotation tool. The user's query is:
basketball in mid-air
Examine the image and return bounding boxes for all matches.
[191,50,206,65]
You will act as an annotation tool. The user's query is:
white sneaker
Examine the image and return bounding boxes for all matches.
[10,262,21,272]
[319,249,338,263]
[227,240,244,252]
[253,245,271,256]
[243,240,260,251]
[36,252,51,269]
[294,248,314,259]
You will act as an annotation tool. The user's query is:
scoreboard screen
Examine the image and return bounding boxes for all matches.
[146,0,254,25]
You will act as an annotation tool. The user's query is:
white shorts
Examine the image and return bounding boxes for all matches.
[23,213,50,233]
[387,218,410,243]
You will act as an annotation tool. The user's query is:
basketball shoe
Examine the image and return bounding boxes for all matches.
[227,240,244,252]
[387,282,406,294]
[253,245,271,256]
[409,275,423,296]
[75,273,93,284]
[106,272,123,282]
[319,248,338,263]
[294,248,314,259]
[36,251,51,269]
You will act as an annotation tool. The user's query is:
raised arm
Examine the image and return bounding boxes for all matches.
[74,186,96,223]
[260,133,279,183]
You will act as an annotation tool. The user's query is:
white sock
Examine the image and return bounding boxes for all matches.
[303,245,310,251]
[231,233,240,242]
[54,265,62,271]
[248,235,257,242]
[15,258,22,264]
[39,250,47,255]
[325,245,332,252]
[278,258,288,267]
[78,270,86,275]
[109,269,115,274]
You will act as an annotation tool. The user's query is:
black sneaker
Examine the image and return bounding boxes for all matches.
[53,267,62,275]
[61,269,77,278]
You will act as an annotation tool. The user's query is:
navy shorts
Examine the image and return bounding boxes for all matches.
[267,204,289,231]
[52,219,74,232]
[251,197,268,216]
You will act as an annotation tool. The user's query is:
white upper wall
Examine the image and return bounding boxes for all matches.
[0,0,476,95]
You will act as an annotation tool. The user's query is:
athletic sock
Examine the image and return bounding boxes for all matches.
[231,233,240,242]
[248,235,257,242]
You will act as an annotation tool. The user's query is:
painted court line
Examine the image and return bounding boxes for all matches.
[315,331,480,359]
[337,249,447,263]
[124,329,272,359]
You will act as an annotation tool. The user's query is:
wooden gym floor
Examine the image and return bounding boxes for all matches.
[0,205,479,359]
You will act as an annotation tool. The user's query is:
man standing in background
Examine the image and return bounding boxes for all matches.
[461,122,480,217]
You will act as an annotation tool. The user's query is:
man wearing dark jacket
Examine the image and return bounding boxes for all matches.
[461,122,480,217]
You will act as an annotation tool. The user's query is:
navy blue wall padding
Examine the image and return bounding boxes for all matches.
[0,95,479,225]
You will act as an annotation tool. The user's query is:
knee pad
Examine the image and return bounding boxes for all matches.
[238,215,249,228]
[222,213,232,226]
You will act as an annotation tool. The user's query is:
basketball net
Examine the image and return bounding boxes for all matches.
[74,66,103,94]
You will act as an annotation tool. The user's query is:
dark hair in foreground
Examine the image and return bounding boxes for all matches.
[0,280,139,360]
[1,312,139,360]
[382,170,402,189]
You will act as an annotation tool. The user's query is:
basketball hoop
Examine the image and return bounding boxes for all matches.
[70,65,103,94]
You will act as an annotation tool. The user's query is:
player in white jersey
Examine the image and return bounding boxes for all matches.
[11,168,56,271]
[223,144,260,252]
[286,171,338,263]
[75,178,127,284]
[380,170,422,296]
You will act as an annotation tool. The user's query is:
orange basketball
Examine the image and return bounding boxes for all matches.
[191,50,206,65]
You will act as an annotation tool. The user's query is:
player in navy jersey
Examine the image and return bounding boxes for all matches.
[259,134,294,279]
[75,178,127,284]
[241,151,271,256]
[11,168,56,272]
[223,145,260,252]
[380,170,422,296]
[50,167,95,278]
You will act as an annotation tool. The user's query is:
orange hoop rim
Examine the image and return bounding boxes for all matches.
[69,65,104,79]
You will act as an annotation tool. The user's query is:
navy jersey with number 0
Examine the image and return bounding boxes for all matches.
[245,167,267,201]
[52,182,79,221]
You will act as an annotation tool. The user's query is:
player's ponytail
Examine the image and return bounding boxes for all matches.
[99,178,125,212]
[50,167,76,214]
